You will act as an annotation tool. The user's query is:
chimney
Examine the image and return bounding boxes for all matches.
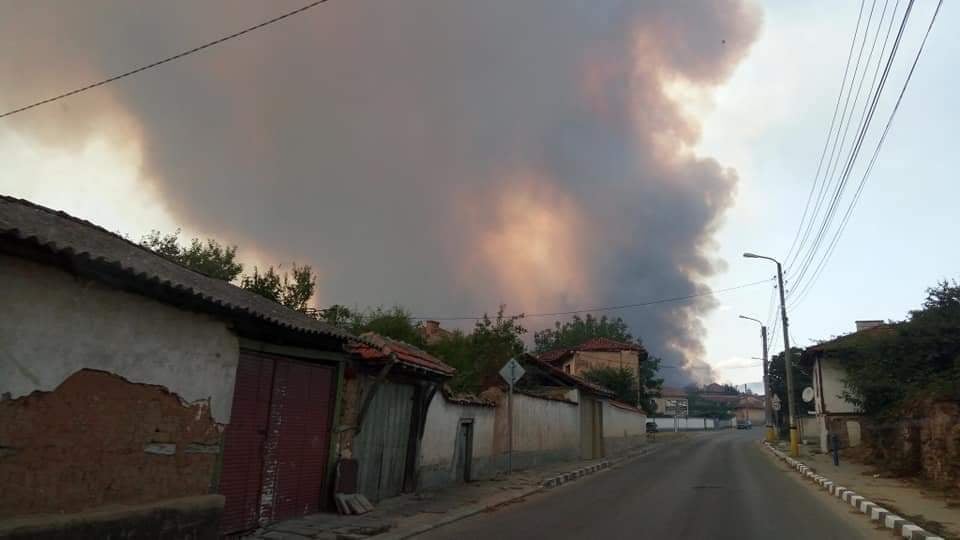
[855,320,884,332]
[425,320,441,335]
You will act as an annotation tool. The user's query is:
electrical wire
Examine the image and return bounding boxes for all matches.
[788,0,906,292]
[787,0,915,295]
[789,0,942,310]
[411,278,775,321]
[784,0,872,271]
[0,1,328,119]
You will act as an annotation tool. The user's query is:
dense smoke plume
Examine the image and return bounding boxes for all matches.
[0,1,761,384]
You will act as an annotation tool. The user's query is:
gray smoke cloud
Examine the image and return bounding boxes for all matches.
[0,0,761,384]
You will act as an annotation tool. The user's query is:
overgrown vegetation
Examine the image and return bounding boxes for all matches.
[582,366,637,406]
[141,229,317,312]
[768,347,812,433]
[685,390,734,420]
[533,314,637,352]
[837,279,960,418]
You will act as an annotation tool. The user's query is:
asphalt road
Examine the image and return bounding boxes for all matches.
[417,429,885,540]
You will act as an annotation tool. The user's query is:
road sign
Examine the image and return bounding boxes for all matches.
[499,358,525,387]
[772,394,782,411]
[802,387,815,403]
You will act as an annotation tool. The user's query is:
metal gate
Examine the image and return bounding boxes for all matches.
[353,382,415,502]
[219,352,335,535]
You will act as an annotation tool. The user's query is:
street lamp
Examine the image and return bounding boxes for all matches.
[738,314,775,443]
[744,252,799,457]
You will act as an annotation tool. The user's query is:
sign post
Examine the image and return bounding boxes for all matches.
[499,358,526,474]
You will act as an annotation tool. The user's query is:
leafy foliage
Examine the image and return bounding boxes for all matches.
[240,264,316,312]
[768,347,811,432]
[140,229,243,281]
[637,356,664,414]
[837,280,960,418]
[582,366,638,406]
[533,314,637,353]
[318,305,427,347]
[685,391,734,420]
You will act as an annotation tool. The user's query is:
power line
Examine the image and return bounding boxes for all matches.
[787,0,915,295]
[782,0,867,269]
[0,1,328,119]
[789,0,942,309]
[411,278,775,321]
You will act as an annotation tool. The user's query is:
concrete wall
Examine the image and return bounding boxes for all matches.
[418,394,496,490]
[488,388,580,471]
[602,402,647,456]
[0,256,240,423]
[735,408,766,424]
[815,358,859,415]
[799,415,821,442]
[650,417,715,431]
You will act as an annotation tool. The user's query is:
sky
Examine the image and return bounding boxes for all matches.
[1,1,955,389]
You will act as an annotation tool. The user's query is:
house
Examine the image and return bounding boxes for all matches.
[418,319,453,345]
[652,387,689,417]
[0,196,364,537]
[800,320,890,453]
[734,395,766,425]
[538,337,648,401]
[341,333,455,502]
[696,383,742,406]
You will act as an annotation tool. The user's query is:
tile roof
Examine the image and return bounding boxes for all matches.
[350,332,455,377]
[659,387,688,398]
[520,353,616,398]
[537,336,646,364]
[0,195,359,344]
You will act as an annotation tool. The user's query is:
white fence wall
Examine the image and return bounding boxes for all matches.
[418,394,496,489]
[650,417,716,431]
[602,402,647,456]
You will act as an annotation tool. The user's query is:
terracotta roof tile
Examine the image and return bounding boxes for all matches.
[350,332,455,376]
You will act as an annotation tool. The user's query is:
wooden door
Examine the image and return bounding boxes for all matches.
[353,382,415,502]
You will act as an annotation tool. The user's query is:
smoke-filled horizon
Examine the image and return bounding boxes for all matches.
[0,0,762,385]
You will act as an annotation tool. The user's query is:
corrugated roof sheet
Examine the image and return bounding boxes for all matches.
[350,332,455,376]
[0,195,359,344]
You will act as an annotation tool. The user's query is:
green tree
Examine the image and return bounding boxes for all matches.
[140,229,243,281]
[768,347,811,433]
[638,355,664,414]
[318,305,427,347]
[240,264,317,312]
[582,366,638,406]
[686,391,734,420]
[533,314,637,353]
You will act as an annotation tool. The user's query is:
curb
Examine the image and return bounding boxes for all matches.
[541,460,611,488]
[376,442,669,539]
[761,442,944,540]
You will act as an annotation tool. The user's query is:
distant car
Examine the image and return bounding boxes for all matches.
[736,419,753,430]
[645,421,659,433]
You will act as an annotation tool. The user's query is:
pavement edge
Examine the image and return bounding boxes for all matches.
[761,442,944,540]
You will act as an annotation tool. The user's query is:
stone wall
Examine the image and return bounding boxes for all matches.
[919,401,960,490]
[0,370,221,518]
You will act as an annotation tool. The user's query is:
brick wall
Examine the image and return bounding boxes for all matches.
[0,369,222,518]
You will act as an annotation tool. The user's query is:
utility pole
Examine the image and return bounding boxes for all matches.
[744,252,799,456]
[739,315,775,443]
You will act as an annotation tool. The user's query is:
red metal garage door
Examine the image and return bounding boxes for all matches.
[219,352,335,536]
[259,359,335,522]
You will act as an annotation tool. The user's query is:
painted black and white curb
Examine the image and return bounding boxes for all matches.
[762,442,944,540]
[542,461,611,488]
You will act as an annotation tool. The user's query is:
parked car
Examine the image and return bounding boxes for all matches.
[645,421,659,433]
[736,419,753,430]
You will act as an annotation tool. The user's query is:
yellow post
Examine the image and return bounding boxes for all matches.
[766,425,776,443]
[789,427,799,457]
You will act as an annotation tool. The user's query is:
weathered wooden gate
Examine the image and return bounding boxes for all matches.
[579,397,604,460]
[353,381,415,502]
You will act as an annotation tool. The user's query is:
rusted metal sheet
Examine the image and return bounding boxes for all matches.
[220,353,335,535]
[219,352,275,536]
[260,359,335,523]
[353,382,414,502]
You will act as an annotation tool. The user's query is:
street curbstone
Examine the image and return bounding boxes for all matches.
[849,494,863,508]
[859,500,875,514]
[870,507,889,521]
[885,514,904,531]
[901,524,921,538]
